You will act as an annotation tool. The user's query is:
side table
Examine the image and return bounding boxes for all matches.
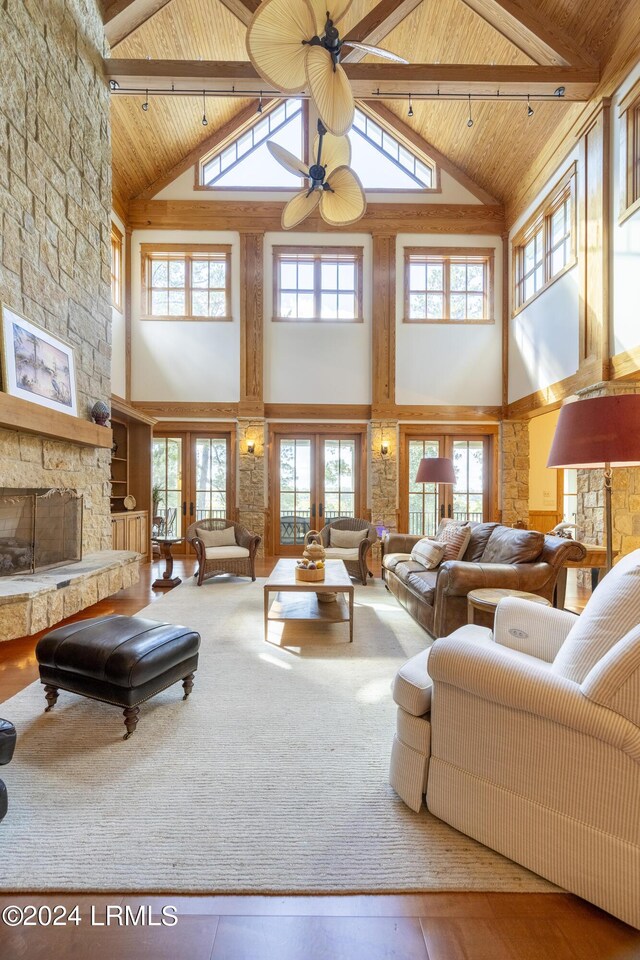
[152,538,184,589]
[468,588,551,625]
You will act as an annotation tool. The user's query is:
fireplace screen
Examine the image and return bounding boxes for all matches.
[0,489,83,577]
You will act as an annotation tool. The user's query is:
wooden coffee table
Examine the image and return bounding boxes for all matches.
[264,559,355,643]
[467,587,551,624]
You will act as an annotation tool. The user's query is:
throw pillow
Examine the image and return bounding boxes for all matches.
[464,522,499,562]
[196,525,236,548]
[439,522,471,562]
[410,538,446,570]
[330,527,367,549]
[481,525,544,564]
[552,550,640,683]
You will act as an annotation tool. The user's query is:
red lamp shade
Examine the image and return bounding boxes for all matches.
[415,457,456,484]
[547,395,640,468]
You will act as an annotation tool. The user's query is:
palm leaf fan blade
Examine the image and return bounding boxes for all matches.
[343,41,408,63]
[305,45,354,137]
[282,189,321,229]
[307,0,353,33]
[267,141,309,177]
[313,131,350,176]
[246,0,317,93]
[320,165,366,226]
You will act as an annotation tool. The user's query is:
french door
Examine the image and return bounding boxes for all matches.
[270,428,365,556]
[152,429,234,553]
[400,428,495,536]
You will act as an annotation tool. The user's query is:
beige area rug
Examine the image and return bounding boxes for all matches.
[0,577,555,893]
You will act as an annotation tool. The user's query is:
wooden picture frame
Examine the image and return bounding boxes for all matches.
[0,304,78,417]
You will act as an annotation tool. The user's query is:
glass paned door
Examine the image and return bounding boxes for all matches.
[323,438,356,521]
[408,439,441,535]
[278,437,313,552]
[193,437,228,523]
[152,437,182,540]
[452,439,485,523]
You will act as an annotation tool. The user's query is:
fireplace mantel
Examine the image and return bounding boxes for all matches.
[0,393,111,448]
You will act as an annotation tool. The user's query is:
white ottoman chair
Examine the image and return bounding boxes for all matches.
[389,625,492,812]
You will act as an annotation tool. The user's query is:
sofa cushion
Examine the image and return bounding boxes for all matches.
[463,522,500,562]
[197,525,236,548]
[382,552,412,572]
[552,549,640,683]
[393,649,433,716]
[324,547,360,561]
[439,522,471,561]
[410,538,445,569]
[395,560,428,584]
[406,570,437,603]
[481,525,544,564]
[330,527,366,548]
[204,545,250,560]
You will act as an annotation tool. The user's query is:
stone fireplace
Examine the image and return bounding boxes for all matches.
[0,489,83,577]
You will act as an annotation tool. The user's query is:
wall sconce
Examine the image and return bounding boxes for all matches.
[246,439,255,455]
[381,440,389,456]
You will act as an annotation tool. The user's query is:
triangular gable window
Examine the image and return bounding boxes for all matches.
[349,108,434,190]
[201,100,303,188]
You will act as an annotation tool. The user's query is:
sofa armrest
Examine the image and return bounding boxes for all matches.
[493,597,578,662]
[427,635,640,760]
[383,533,423,554]
[436,560,553,597]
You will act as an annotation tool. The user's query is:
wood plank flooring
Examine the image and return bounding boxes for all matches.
[0,558,637,959]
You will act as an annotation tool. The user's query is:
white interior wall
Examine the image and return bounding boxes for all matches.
[507,145,581,405]
[130,229,241,402]
[395,234,503,406]
[110,210,127,399]
[611,60,640,357]
[264,232,372,403]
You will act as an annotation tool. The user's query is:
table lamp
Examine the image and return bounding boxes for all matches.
[415,457,456,522]
[547,394,640,573]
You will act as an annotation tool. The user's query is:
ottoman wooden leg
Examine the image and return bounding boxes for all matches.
[44,685,59,712]
[122,705,140,740]
[182,673,195,700]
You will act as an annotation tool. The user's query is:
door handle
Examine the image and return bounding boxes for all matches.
[319,502,323,518]
[190,502,194,517]
[182,501,186,516]
[448,504,452,518]
[311,503,316,519]
[440,503,445,519]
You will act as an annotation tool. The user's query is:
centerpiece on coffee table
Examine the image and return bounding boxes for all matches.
[295,557,325,582]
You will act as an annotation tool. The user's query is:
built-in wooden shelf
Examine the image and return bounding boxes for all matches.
[0,392,112,448]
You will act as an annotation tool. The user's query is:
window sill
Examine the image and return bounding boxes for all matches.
[403,317,495,325]
[140,315,234,322]
[272,316,363,323]
[511,256,577,319]
[618,195,640,226]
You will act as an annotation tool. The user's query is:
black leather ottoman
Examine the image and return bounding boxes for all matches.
[36,615,200,740]
[0,719,17,822]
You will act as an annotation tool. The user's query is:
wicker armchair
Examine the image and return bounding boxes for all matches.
[317,517,378,585]
[186,518,261,585]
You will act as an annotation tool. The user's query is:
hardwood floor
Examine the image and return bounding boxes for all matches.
[0,559,636,959]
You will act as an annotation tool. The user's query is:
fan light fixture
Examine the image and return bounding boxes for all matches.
[267,119,366,228]
[246,0,408,136]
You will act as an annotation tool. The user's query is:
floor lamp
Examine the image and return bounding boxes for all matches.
[547,394,640,573]
[415,457,456,527]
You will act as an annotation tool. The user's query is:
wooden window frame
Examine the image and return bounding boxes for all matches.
[512,163,577,316]
[272,246,364,323]
[111,223,123,313]
[619,79,640,224]
[403,247,495,324]
[140,243,232,321]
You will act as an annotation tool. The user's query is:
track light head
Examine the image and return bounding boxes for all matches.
[408,94,413,118]
[467,118,474,127]
[527,104,534,117]
[109,79,119,91]
[141,88,149,111]
[554,86,566,97]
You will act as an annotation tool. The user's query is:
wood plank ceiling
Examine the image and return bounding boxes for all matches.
[109,0,632,208]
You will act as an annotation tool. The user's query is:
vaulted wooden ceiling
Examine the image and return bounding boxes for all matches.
[107,0,636,211]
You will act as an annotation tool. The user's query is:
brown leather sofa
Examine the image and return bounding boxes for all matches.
[382,523,586,638]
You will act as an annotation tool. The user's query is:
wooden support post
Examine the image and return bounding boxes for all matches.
[239,232,264,417]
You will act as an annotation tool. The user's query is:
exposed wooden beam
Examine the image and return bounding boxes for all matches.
[216,0,260,26]
[105,60,599,100]
[127,198,505,234]
[458,0,597,67]
[341,0,423,64]
[102,0,173,47]
[363,101,498,205]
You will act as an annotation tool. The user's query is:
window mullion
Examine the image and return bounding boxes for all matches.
[444,260,450,321]
[315,256,321,318]
[185,255,191,317]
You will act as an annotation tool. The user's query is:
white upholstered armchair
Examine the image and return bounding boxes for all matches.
[390,549,640,929]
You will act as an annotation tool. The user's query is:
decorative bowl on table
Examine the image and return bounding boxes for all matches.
[295,558,325,582]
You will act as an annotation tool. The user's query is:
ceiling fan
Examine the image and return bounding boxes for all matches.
[247,0,408,137]
[267,120,366,228]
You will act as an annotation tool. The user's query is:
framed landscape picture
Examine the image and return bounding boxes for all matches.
[0,304,78,417]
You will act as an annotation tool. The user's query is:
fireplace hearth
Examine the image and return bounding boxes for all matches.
[0,489,83,577]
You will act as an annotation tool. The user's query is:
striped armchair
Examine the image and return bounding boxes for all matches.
[317,517,378,585]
